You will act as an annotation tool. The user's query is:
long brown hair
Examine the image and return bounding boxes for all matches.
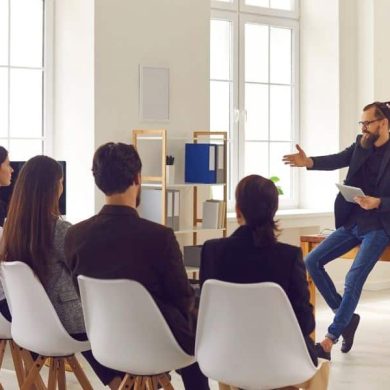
[235,175,280,247]
[1,156,63,284]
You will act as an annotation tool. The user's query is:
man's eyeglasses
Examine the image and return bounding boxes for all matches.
[358,119,382,128]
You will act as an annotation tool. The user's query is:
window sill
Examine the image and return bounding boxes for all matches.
[227,208,334,229]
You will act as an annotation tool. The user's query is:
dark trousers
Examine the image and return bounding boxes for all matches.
[178,362,209,390]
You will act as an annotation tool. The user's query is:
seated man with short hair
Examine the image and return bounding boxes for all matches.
[64,142,209,390]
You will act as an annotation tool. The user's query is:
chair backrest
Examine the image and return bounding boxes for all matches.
[1,261,88,356]
[196,280,317,390]
[78,275,195,375]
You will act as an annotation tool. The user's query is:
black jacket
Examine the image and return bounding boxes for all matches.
[310,134,390,234]
[200,225,317,365]
[64,205,196,354]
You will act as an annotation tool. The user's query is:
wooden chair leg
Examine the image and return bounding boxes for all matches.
[19,349,47,390]
[118,373,136,390]
[57,359,66,390]
[134,376,144,390]
[20,355,46,390]
[47,358,58,390]
[145,376,156,390]
[0,340,6,369]
[65,355,93,390]
[157,373,174,390]
[9,341,25,387]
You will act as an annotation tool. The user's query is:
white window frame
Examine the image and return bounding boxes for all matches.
[210,10,239,204]
[0,0,53,158]
[240,0,299,19]
[239,13,299,208]
[211,0,300,209]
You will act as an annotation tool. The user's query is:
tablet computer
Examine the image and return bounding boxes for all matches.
[335,183,365,203]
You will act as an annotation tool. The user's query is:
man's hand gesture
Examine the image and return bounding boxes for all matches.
[282,144,313,168]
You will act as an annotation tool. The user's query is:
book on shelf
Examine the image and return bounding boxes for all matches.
[166,189,180,231]
[202,199,225,229]
[216,144,225,183]
[185,143,217,183]
[137,188,163,224]
[137,188,180,231]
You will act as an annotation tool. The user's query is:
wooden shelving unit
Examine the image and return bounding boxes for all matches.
[132,129,227,245]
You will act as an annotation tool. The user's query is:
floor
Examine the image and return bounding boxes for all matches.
[0,290,390,389]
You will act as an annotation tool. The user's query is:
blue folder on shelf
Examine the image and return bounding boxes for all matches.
[185,143,217,183]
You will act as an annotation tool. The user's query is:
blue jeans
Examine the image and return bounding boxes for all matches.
[305,225,390,341]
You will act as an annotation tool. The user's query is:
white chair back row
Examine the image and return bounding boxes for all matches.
[1,261,92,390]
[78,275,195,375]
[0,261,329,390]
[196,280,328,390]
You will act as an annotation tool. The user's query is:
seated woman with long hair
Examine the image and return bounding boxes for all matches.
[0,156,122,389]
[0,146,14,227]
[199,174,317,365]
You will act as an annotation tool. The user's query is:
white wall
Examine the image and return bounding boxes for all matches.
[94,0,210,210]
[54,0,95,223]
[300,0,340,210]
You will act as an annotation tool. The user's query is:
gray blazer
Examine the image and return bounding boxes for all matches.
[45,219,86,334]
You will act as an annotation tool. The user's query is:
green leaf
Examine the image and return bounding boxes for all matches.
[269,176,280,183]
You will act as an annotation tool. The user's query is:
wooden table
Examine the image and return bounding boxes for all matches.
[300,234,390,310]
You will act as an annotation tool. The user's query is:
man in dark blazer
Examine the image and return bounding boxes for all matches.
[283,101,390,359]
[64,142,209,390]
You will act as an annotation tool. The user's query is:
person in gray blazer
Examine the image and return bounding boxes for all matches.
[0,156,122,389]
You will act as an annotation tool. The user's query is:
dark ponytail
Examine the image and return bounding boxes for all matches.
[235,175,280,247]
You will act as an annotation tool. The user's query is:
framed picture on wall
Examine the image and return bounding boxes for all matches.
[139,65,170,121]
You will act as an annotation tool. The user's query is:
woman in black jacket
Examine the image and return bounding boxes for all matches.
[200,174,317,365]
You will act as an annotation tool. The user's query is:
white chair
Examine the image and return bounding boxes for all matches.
[1,261,93,390]
[196,280,330,390]
[78,275,196,389]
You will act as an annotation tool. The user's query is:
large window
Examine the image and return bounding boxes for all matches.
[211,0,299,208]
[0,0,52,161]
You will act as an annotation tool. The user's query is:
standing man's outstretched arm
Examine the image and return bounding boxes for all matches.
[282,144,314,168]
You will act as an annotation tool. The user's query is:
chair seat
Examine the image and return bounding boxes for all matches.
[78,276,196,377]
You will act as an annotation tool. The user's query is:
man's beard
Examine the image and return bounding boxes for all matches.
[136,186,141,208]
[360,130,380,149]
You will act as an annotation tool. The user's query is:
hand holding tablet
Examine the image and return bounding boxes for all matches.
[335,183,365,203]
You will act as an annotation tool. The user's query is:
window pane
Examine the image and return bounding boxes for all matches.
[210,80,230,132]
[244,142,268,177]
[270,0,292,10]
[0,68,8,137]
[269,142,291,198]
[245,23,268,83]
[246,0,269,7]
[9,68,43,138]
[9,139,43,160]
[245,83,268,141]
[0,0,8,65]
[210,20,231,81]
[270,85,291,141]
[10,0,43,67]
[270,27,291,84]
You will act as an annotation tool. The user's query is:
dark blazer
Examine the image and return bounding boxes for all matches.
[200,225,317,365]
[64,205,196,354]
[310,134,390,233]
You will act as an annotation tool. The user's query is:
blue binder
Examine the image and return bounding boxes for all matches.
[185,143,217,183]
